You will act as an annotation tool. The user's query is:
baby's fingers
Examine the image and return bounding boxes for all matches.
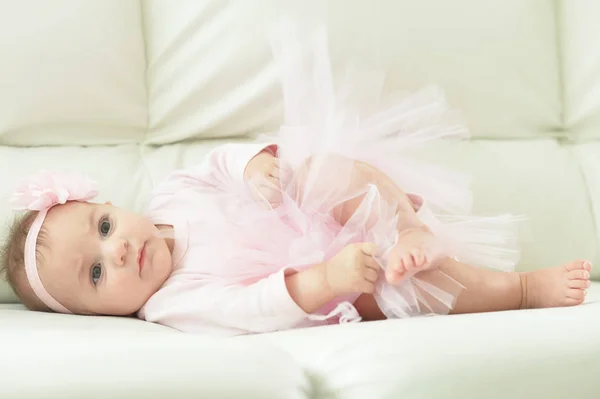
[269,163,280,179]
[364,255,381,272]
[358,243,379,257]
[264,175,281,188]
[272,158,293,184]
[363,268,379,283]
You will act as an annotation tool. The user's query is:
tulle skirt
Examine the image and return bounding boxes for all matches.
[185,21,521,323]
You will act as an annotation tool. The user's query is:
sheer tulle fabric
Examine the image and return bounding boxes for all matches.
[164,22,521,322]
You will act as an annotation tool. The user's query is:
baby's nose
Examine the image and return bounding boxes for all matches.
[112,239,128,266]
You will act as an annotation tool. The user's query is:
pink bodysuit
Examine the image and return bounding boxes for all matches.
[138,143,338,336]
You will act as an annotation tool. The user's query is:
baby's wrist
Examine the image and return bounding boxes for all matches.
[316,262,338,300]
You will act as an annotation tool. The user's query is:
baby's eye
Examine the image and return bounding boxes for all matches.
[91,264,102,285]
[99,218,111,236]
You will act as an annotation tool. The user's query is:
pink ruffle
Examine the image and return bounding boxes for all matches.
[10,170,98,211]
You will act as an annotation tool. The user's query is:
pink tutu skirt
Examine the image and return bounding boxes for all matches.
[185,22,521,323]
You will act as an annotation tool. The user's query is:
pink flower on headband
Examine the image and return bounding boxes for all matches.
[10,171,98,211]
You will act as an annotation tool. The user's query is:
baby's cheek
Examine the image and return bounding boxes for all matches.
[151,249,174,282]
[110,276,145,307]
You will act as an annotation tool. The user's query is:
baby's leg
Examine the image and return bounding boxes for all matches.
[333,160,442,281]
[354,257,592,321]
[442,258,591,313]
[296,155,442,282]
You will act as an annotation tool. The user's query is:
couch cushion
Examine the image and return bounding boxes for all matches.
[2,284,599,398]
[574,143,600,261]
[238,282,600,398]
[143,0,561,143]
[0,317,308,399]
[0,0,147,146]
[562,0,600,139]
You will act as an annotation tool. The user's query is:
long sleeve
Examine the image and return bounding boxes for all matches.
[146,142,275,215]
[139,268,311,336]
[141,141,320,336]
[174,142,275,190]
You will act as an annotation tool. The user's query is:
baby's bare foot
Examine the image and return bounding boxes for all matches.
[385,228,441,285]
[520,260,592,309]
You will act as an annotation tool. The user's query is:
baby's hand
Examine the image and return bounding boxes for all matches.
[324,243,381,296]
[244,148,288,207]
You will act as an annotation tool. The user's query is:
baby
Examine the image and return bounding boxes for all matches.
[0,143,592,335]
[0,23,593,335]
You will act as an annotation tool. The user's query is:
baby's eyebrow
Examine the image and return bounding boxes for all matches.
[87,209,95,236]
[77,256,87,286]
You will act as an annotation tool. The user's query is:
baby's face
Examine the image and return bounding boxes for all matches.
[38,201,173,316]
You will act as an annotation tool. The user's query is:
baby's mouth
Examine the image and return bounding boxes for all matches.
[137,243,146,274]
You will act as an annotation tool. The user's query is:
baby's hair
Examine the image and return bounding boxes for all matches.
[0,211,51,312]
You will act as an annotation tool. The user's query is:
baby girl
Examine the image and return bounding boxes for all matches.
[0,143,592,335]
[0,25,593,336]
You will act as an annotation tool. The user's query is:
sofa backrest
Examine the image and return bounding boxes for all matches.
[1,0,599,303]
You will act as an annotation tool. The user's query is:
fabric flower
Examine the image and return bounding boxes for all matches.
[10,170,98,211]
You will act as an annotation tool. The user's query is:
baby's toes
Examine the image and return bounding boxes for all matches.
[402,253,416,271]
[385,262,406,285]
[411,249,425,268]
[386,268,404,285]
[387,256,404,274]
[564,296,585,306]
[564,260,588,272]
[385,260,403,284]
[567,279,591,289]
[566,288,586,304]
[567,269,590,282]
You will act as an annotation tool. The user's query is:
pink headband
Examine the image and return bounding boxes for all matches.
[10,171,98,314]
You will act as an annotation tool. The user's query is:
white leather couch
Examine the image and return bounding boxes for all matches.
[1,1,600,398]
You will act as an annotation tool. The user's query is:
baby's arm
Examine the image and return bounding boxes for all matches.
[169,143,276,192]
[285,263,334,313]
[286,242,379,313]
[143,270,314,335]
[143,252,375,335]
[143,244,379,335]
[184,142,283,205]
